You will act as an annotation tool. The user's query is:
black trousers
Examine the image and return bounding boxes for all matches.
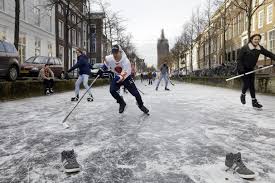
[241,73,256,98]
[110,76,143,106]
[148,78,153,85]
[44,79,54,91]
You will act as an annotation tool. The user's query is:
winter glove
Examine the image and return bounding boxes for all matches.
[97,68,104,77]
[114,75,124,83]
[97,64,108,76]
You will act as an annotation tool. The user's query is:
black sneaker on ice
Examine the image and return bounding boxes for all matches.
[225,152,256,179]
[240,94,246,104]
[71,95,79,102]
[165,87,170,91]
[138,105,149,114]
[155,87,158,91]
[61,150,80,173]
[252,99,263,109]
[87,95,94,102]
[45,88,50,95]
[118,97,126,113]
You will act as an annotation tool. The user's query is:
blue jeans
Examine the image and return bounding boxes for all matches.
[110,76,143,106]
[75,74,92,96]
[156,73,168,88]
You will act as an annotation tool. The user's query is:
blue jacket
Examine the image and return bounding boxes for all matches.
[68,54,92,75]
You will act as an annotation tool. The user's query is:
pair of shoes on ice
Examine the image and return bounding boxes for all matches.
[155,87,170,91]
[225,152,256,179]
[71,94,93,102]
[118,97,149,114]
[61,150,80,173]
[240,94,263,109]
[45,88,54,95]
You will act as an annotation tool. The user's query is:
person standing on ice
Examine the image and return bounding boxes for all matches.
[237,34,275,109]
[156,63,170,91]
[98,45,149,114]
[68,48,94,102]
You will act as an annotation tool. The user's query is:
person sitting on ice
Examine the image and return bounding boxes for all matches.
[38,64,54,95]
[237,33,275,109]
[97,45,149,114]
[67,48,94,102]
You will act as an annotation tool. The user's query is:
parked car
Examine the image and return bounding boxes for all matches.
[0,40,20,81]
[21,56,64,79]
[90,63,113,78]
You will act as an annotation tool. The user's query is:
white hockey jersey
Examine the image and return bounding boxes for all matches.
[105,52,131,80]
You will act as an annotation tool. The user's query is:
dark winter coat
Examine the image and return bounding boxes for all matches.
[237,43,275,73]
[68,54,92,75]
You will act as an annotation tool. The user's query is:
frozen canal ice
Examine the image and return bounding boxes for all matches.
[0,81,275,183]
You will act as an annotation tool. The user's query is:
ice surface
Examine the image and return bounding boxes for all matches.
[0,81,275,183]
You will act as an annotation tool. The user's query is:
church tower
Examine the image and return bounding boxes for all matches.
[157,29,169,69]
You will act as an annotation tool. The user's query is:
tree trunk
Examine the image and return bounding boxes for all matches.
[64,2,70,72]
[247,14,252,39]
[14,0,20,50]
[247,0,253,38]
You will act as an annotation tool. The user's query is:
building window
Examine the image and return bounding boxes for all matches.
[258,10,264,29]
[0,30,6,40]
[59,45,64,63]
[18,35,26,63]
[267,4,273,24]
[252,15,255,31]
[260,33,265,45]
[48,42,53,57]
[72,29,76,46]
[58,20,64,39]
[83,23,87,49]
[47,10,52,32]
[33,0,40,26]
[21,0,26,20]
[68,27,71,44]
[91,24,96,53]
[78,31,81,47]
[0,0,4,11]
[268,30,275,53]
[58,4,63,15]
[78,18,82,28]
[72,14,76,24]
[35,38,41,56]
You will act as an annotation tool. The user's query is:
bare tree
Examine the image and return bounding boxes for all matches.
[232,0,267,38]
[213,0,236,64]
[45,0,90,71]
[203,0,217,68]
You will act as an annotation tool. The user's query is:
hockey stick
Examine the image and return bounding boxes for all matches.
[169,78,175,86]
[62,75,100,128]
[226,65,274,82]
[137,88,145,95]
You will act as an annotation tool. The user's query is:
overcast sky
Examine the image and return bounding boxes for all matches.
[104,0,204,67]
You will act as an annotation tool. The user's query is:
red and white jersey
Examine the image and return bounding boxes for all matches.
[105,53,131,79]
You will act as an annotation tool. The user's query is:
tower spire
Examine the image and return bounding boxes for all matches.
[161,29,165,39]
